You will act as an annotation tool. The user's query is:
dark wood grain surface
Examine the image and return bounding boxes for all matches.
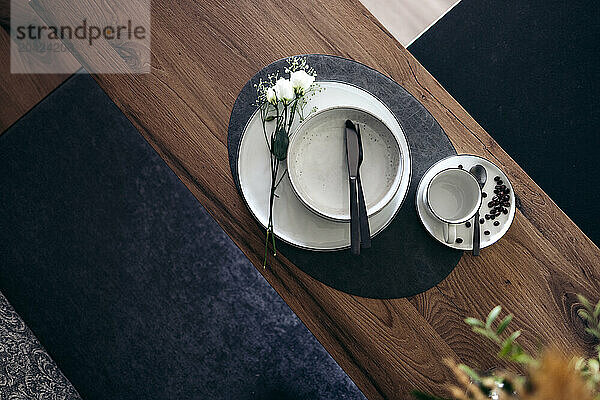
[0,28,71,132]
[28,0,600,398]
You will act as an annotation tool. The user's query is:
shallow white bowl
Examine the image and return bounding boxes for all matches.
[287,106,402,221]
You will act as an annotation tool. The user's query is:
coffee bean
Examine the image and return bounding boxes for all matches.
[458,164,463,169]
[465,221,471,228]
[482,192,487,198]
[504,188,510,194]
[495,185,502,190]
[502,209,508,214]
[494,189,500,195]
[456,238,463,243]
[480,218,485,224]
[503,201,510,207]
[485,214,491,220]
[484,230,490,235]
[490,214,496,220]
[488,201,495,208]
[498,180,503,185]
[494,176,500,181]
[494,221,500,226]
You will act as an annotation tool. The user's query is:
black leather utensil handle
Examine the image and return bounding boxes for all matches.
[349,177,360,255]
[473,211,481,256]
[357,175,371,248]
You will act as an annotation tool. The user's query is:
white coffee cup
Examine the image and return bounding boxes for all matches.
[426,168,482,243]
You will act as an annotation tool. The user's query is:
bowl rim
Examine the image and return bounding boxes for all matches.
[286,105,404,222]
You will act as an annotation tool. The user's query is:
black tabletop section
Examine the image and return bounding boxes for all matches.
[228,54,462,299]
[409,0,600,244]
[0,74,367,400]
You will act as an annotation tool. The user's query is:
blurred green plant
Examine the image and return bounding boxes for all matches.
[575,294,600,392]
[412,295,600,400]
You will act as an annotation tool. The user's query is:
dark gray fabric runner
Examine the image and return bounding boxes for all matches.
[0,73,366,400]
[228,54,462,298]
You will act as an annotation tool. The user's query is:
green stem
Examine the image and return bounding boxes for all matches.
[263,229,269,268]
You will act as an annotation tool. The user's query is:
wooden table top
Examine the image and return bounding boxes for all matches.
[30,0,600,398]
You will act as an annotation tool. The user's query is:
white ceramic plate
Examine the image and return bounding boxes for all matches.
[416,155,516,250]
[237,81,411,250]
[287,106,402,221]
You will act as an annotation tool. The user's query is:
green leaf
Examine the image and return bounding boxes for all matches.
[586,327,599,337]
[496,314,513,335]
[499,340,513,357]
[499,330,521,357]
[458,364,480,381]
[464,317,484,327]
[579,309,592,321]
[594,300,600,319]
[472,326,498,341]
[486,306,502,329]
[265,115,276,122]
[512,353,533,364]
[271,128,289,161]
[578,294,593,310]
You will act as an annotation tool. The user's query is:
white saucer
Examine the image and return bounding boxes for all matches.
[416,155,516,250]
[237,81,411,250]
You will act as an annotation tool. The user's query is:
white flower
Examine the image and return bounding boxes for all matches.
[290,70,315,94]
[266,86,277,104]
[274,78,294,102]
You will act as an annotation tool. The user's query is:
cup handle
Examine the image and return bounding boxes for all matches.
[443,223,456,244]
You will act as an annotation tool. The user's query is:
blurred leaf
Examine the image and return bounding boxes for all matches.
[512,353,533,364]
[473,326,498,341]
[590,359,600,373]
[499,340,512,357]
[578,294,592,310]
[594,300,600,319]
[465,317,484,327]
[499,330,521,357]
[486,306,502,329]
[586,327,599,337]
[496,314,513,335]
[579,309,592,321]
[458,364,480,381]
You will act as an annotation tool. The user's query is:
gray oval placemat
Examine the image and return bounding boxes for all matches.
[228,54,461,299]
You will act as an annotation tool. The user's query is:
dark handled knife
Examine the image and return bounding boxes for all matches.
[345,120,360,255]
[355,124,371,249]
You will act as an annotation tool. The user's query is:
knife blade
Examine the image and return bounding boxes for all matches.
[355,124,371,249]
[345,120,360,255]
